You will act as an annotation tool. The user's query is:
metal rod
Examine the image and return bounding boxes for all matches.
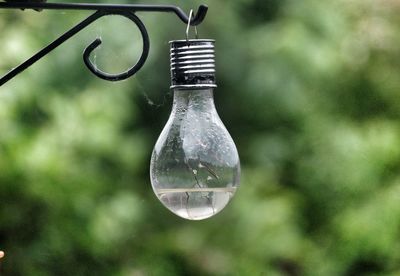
[0,2,208,86]
[0,3,208,25]
[1,10,100,86]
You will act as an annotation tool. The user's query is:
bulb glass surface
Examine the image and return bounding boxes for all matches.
[150,88,240,220]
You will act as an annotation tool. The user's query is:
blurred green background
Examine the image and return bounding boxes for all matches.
[1,0,400,275]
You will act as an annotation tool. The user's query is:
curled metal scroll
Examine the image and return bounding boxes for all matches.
[0,3,208,86]
[82,11,150,81]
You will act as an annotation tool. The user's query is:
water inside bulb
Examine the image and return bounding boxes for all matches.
[150,88,240,220]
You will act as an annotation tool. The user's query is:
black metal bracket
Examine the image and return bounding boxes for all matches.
[0,2,208,86]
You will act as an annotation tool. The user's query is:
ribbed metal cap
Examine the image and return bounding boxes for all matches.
[170,39,216,89]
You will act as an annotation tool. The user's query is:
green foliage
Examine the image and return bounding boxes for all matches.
[1,0,400,274]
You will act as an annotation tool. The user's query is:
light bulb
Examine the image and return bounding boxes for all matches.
[150,39,240,220]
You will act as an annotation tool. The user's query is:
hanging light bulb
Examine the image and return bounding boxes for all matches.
[150,39,240,220]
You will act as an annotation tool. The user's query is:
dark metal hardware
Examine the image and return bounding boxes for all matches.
[0,2,208,86]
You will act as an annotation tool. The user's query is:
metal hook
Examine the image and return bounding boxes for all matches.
[185,9,198,42]
[183,5,208,26]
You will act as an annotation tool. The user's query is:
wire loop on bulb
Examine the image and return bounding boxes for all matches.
[185,9,199,41]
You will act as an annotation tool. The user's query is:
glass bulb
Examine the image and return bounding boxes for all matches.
[150,88,240,220]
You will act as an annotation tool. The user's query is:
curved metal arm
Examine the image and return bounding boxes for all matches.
[0,2,209,86]
[82,11,150,81]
